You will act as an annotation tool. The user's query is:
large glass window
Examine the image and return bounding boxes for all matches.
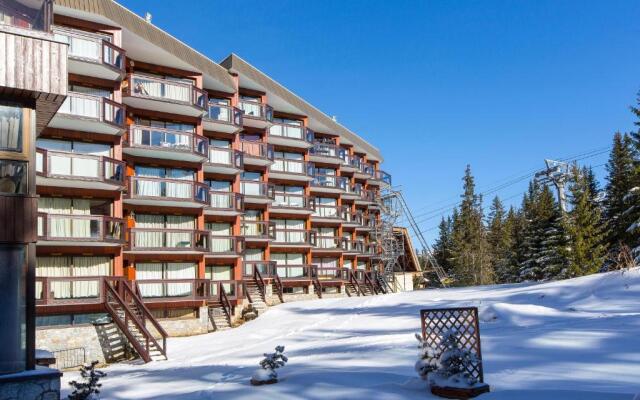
[0,104,22,152]
[0,245,26,374]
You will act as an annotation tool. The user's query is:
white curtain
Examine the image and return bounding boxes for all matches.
[36,256,72,299]
[357,261,367,270]
[136,263,163,297]
[166,262,196,296]
[209,148,231,165]
[37,197,72,238]
[315,198,338,218]
[135,214,164,248]
[241,181,262,196]
[135,167,163,197]
[344,259,353,270]
[210,191,231,208]
[72,257,110,297]
[166,215,194,248]
[241,101,261,116]
[207,222,232,252]
[274,253,304,278]
[164,81,190,103]
[54,32,100,60]
[166,169,193,199]
[59,94,100,119]
[244,248,264,275]
[288,220,305,243]
[0,105,21,150]
[318,227,337,249]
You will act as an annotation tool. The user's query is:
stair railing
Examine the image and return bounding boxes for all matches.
[130,281,168,358]
[273,272,285,303]
[219,283,233,320]
[103,279,164,363]
[348,270,365,296]
[311,266,323,298]
[253,264,266,300]
[242,280,253,303]
[364,272,377,295]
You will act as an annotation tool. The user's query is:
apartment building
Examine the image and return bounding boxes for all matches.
[1,0,392,364]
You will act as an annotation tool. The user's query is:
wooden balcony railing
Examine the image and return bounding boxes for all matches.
[208,147,243,168]
[343,239,365,253]
[37,213,124,243]
[134,278,210,300]
[360,162,375,177]
[35,276,127,305]
[240,220,276,239]
[127,228,210,251]
[312,204,348,220]
[53,27,125,72]
[240,180,275,199]
[205,103,242,126]
[36,148,125,185]
[126,125,207,157]
[128,176,209,204]
[270,158,314,176]
[208,191,244,212]
[239,100,273,121]
[314,236,346,250]
[275,265,316,280]
[210,280,240,300]
[273,229,316,245]
[57,92,126,128]
[207,235,245,255]
[240,140,274,160]
[310,142,345,159]
[311,174,348,191]
[314,267,350,281]
[243,261,277,277]
[125,73,207,110]
[272,193,315,211]
[374,169,392,185]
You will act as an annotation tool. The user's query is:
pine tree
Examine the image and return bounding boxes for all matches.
[449,166,494,286]
[487,196,514,283]
[518,181,569,281]
[503,207,524,282]
[604,132,635,250]
[564,165,608,277]
[432,216,453,276]
[627,94,640,262]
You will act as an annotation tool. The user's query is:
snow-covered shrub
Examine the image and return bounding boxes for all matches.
[430,329,479,388]
[68,360,106,400]
[414,333,438,380]
[251,345,288,384]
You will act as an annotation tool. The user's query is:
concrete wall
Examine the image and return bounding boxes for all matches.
[0,368,61,400]
[394,273,415,292]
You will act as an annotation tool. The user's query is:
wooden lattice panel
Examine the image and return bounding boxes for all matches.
[420,307,485,383]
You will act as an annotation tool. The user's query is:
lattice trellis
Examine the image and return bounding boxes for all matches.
[420,307,485,383]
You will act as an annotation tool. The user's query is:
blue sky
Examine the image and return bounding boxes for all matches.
[121,0,640,242]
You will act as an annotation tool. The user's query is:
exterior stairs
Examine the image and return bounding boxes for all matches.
[207,301,232,331]
[345,281,361,297]
[244,280,268,315]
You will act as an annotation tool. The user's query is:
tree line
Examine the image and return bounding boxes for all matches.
[428,94,640,286]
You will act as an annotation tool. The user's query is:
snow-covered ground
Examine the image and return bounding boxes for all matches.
[62,268,640,399]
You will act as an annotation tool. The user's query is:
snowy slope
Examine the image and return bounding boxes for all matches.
[62,268,640,399]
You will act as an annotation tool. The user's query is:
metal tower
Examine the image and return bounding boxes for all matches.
[535,159,571,213]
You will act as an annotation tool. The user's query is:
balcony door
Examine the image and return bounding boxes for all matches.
[271,253,305,278]
[241,171,263,196]
[274,185,304,208]
[136,262,196,297]
[135,166,194,198]
[207,222,233,252]
[273,151,303,174]
[273,219,305,243]
[244,248,265,275]
[207,180,233,208]
[317,227,337,249]
[209,139,232,165]
[315,197,337,218]
[36,256,111,299]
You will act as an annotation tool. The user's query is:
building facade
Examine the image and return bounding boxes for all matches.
[10,0,393,364]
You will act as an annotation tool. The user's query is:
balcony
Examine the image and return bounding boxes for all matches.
[240,141,274,166]
[203,103,242,133]
[358,243,378,258]
[355,162,375,179]
[239,100,273,129]
[313,236,346,252]
[127,228,209,253]
[36,148,125,191]
[268,122,314,149]
[53,26,125,81]
[240,181,275,204]
[271,193,315,215]
[272,229,316,248]
[123,73,207,117]
[311,204,348,223]
[206,235,245,258]
[311,175,348,194]
[368,169,392,187]
[209,280,240,301]
[205,191,244,216]
[275,265,315,281]
[124,125,208,162]
[315,267,349,282]
[125,176,209,208]
[269,158,314,182]
[354,213,376,231]
[48,92,125,135]
[37,213,124,247]
[340,153,361,173]
[36,277,127,309]
[343,239,365,254]
[354,188,377,205]
[243,261,276,277]
[240,221,276,242]
[204,147,243,174]
[342,183,362,200]
[134,279,211,303]
[309,143,344,165]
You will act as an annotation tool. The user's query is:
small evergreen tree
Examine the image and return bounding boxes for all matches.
[564,165,608,277]
[430,329,478,388]
[251,346,288,384]
[414,333,439,380]
[68,361,106,400]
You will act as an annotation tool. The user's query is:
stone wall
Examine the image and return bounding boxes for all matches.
[0,368,61,400]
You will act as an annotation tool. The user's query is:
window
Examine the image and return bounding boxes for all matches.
[273,117,301,126]
[134,166,195,198]
[272,219,305,242]
[0,160,27,194]
[134,214,196,248]
[36,256,112,299]
[135,117,195,133]
[136,262,196,298]
[273,151,304,173]
[272,253,306,278]
[36,139,112,179]
[37,197,113,239]
[0,104,22,152]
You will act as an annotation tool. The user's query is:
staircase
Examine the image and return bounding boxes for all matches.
[103,279,168,363]
[243,280,268,315]
[207,301,232,331]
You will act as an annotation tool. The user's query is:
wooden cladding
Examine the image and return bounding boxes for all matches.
[0,195,37,243]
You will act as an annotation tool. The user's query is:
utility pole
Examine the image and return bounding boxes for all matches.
[535,159,571,213]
